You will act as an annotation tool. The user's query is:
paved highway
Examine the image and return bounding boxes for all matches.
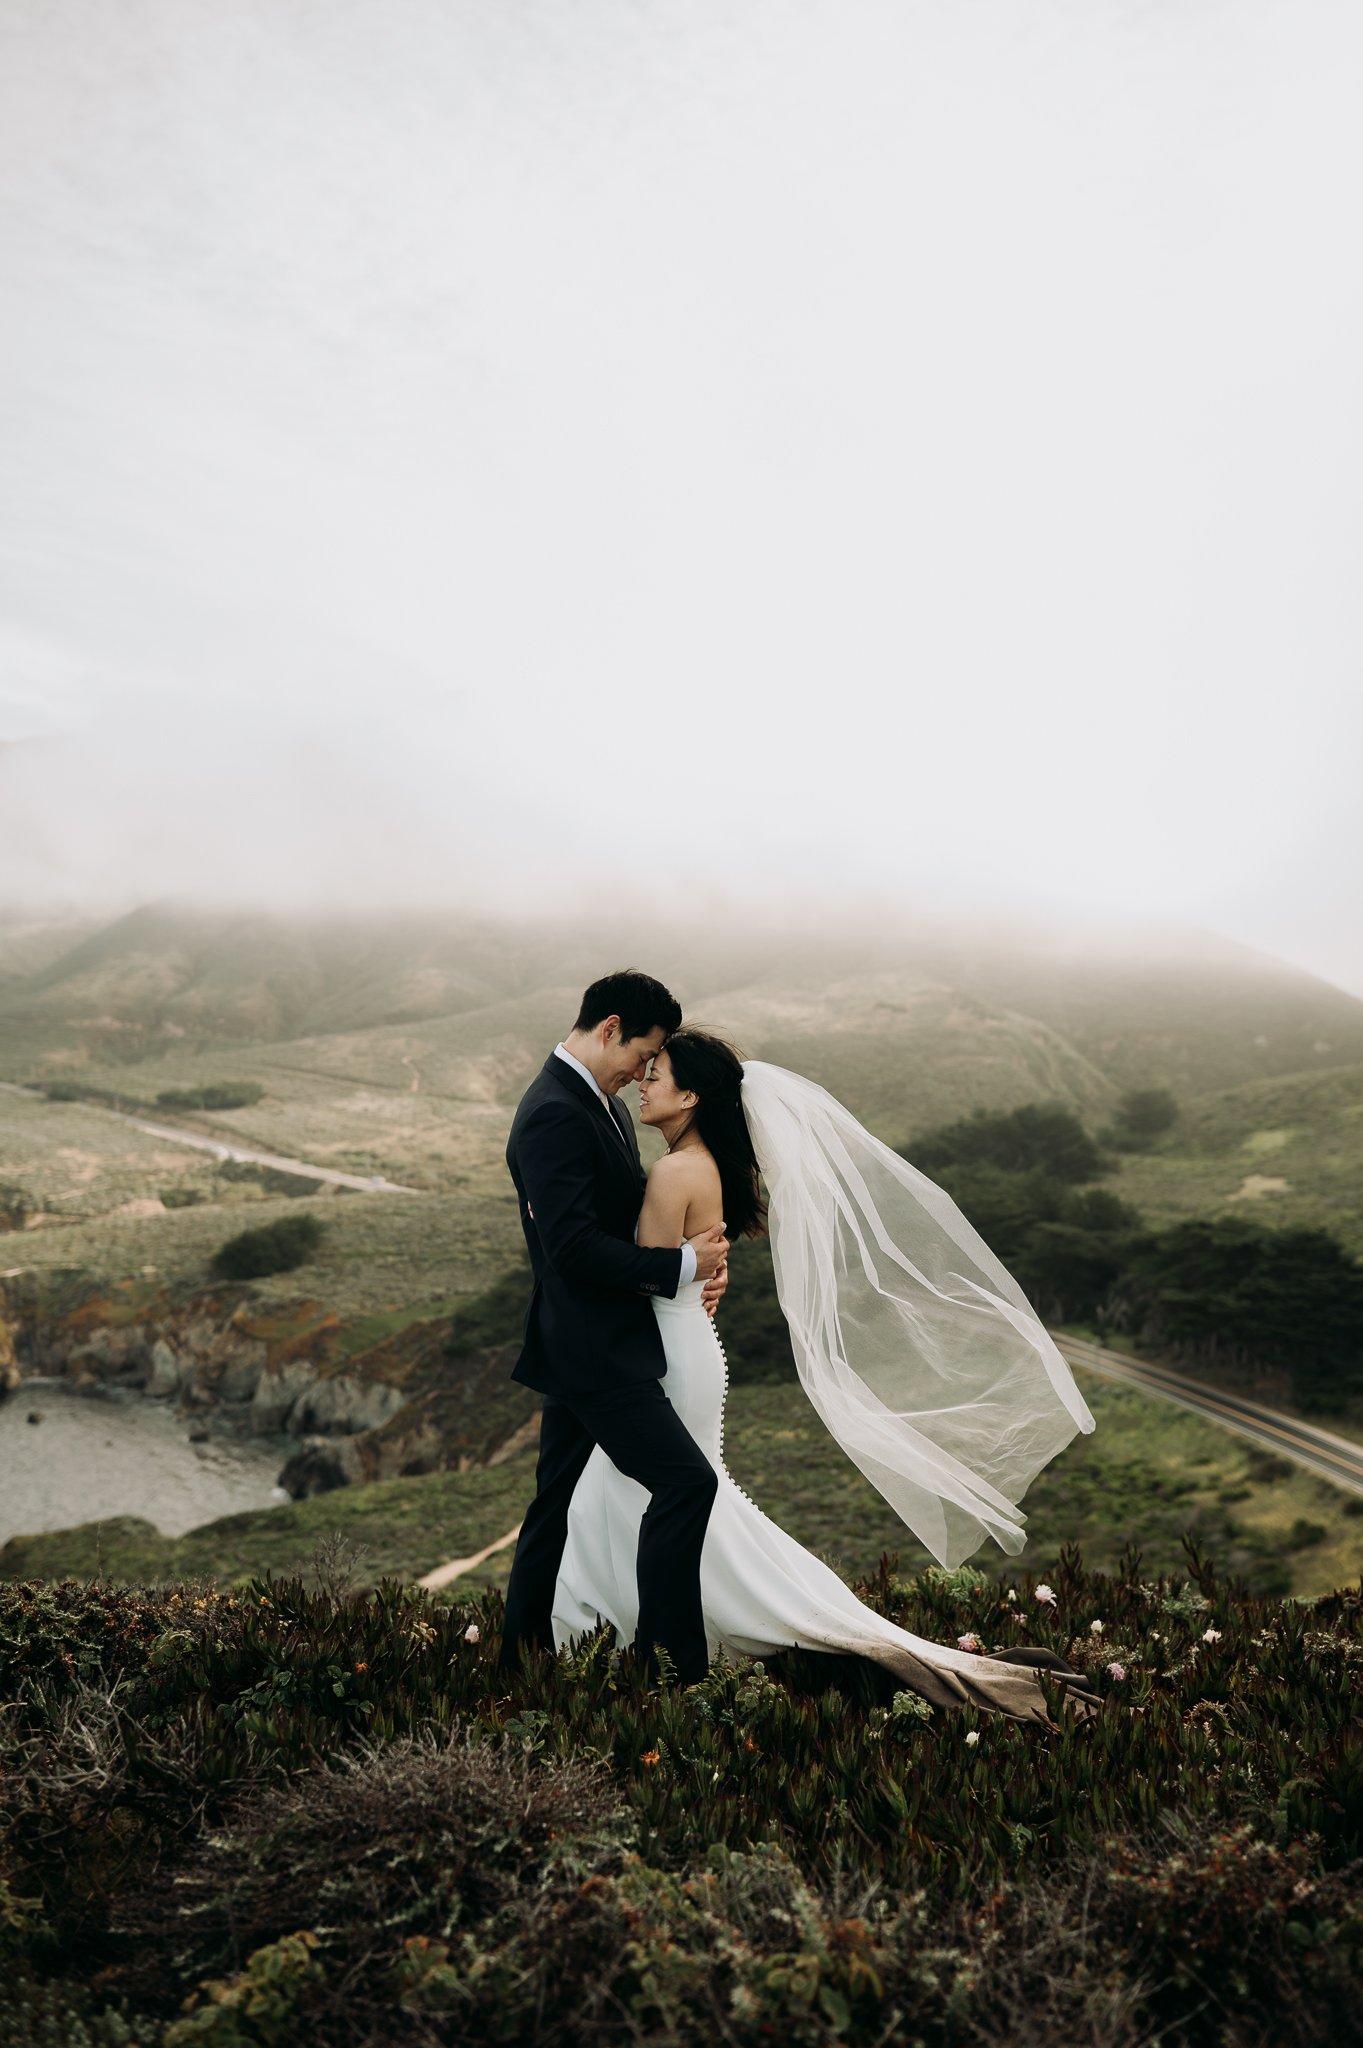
[1053,1332,1363,1499]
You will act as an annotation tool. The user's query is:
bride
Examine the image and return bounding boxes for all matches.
[552,1028,1098,1723]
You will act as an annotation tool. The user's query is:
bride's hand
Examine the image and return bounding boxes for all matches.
[700,1253,728,1318]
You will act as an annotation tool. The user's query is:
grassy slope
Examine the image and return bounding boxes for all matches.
[3,1176,522,1313]
[1107,1061,1363,1257]
[6,1371,1361,1600]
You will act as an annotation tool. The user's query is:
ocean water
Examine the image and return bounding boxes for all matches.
[0,1382,288,1547]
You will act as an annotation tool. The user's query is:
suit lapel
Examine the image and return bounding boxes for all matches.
[543,1055,641,1177]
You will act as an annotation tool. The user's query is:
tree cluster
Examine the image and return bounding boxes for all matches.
[903,1100,1363,1411]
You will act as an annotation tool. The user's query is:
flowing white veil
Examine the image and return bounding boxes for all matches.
[739,1062,1095,1569]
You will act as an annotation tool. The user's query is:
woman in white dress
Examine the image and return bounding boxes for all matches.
[552,1029,1097,1723]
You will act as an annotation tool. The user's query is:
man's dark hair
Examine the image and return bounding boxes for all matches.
[574,969,682,1042]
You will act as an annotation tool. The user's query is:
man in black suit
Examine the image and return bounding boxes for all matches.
[498,969,729,1683]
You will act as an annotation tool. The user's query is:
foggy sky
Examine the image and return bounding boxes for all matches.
[2,2,1361,992]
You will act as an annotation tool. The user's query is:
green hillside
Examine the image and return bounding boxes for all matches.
[1108,1062,1363,1257]
[5,902,1363,1332]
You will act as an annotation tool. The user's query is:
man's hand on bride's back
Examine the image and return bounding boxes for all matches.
[687,1222,729,1282]
[699,1254,728,1318]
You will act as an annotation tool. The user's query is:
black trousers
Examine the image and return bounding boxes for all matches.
[499,1380,719,1684]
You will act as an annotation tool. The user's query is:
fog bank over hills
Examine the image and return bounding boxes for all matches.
[3,898,1361,1114]
[5,896,1363,1285]
[4,2,1363,1003]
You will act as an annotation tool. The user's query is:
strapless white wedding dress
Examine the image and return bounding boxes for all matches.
[552,1279,1075,1723]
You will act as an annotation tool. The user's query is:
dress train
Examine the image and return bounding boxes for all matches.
[552,1282,1085,1723]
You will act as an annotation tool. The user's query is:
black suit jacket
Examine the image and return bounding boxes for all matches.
[506,1054,685,1398]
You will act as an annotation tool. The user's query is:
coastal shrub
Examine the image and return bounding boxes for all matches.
[1105,1086,1180,1151]
[112,1735,629,2024]
[906,1101,1107,1184]
[214,1161,317,1198]
[210,1215,324,1281]
[4,1548,1363,2044]
[0,1976,158,2046]
[444,1259,532,1358]
[0,1580,171,1715]
[155,1085,264,1111]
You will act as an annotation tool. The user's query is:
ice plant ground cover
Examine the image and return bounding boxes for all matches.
[0,1540,1360,2046]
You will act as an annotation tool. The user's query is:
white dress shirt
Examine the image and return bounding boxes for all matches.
[553,1043,697,1285]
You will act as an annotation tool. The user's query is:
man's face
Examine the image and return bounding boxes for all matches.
[600,1022,668,1095]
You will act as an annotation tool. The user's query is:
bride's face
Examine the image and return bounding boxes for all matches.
[637,1048,695,1130]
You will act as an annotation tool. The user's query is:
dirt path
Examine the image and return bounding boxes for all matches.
[417,1522,521,1591]
[0,1081,422,1195]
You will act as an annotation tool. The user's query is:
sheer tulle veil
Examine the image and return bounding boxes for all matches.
[738,1061,1095,1569]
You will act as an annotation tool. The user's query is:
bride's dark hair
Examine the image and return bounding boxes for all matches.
[663,1028,767,1240]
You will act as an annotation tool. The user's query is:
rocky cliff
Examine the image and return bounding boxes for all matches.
[0,1273,537,1499]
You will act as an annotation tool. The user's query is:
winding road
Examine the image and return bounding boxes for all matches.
[1053,1332,1363,1499]
[0,1079,421,1195]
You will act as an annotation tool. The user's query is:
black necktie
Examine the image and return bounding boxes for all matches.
[600,1095,633,1156]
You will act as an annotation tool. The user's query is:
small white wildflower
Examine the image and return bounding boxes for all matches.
[463,1623,480,1644]
[1034,1583,1057,1606]
[964,1729,980,1747]
[1202,1627,1222,1644]
[1090,1619,1104,1635]
[1006,1588,1018,1603]
[957,1632,981,1653]
[1150,1631,1160,1642]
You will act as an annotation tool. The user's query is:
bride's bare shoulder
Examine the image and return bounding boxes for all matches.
[646,1146,720,1193]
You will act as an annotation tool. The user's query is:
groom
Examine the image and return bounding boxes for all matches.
[498,969,729,1684]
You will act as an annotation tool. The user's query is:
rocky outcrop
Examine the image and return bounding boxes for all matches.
[4,1283,412,1441]
[249,1360,320,1433]
[147,1339,181,1399]
[0,1273,536,1502]
[65,1323,152,1387]
[286,1375,407,1436]
[275,1342,540,1501]
[277,1419,442,1497]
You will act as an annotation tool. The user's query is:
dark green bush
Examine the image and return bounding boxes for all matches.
[210,1214,324,1280]
[1105,1086,1180,1151]
[156,1085,264,1111]
[444,1259,532,1358]
[906,1101,1107,1184]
